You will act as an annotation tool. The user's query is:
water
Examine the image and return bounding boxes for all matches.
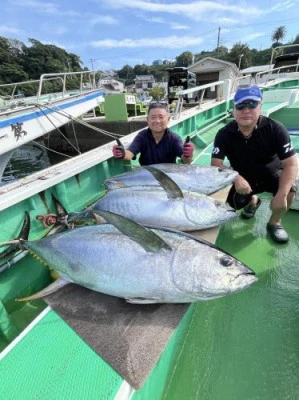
[2,143,54,184]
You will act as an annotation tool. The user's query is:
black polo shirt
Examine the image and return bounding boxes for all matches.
[128,128,183,165]
[212,116,295,183]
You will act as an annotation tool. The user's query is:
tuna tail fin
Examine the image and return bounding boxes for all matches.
[143,166,184,199]
[93,210,172,253]
[17,276,71,301]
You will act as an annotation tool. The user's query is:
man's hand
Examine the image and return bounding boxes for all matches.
[183,142,194,158]
[112,145,125,159]
[234,175,252,194]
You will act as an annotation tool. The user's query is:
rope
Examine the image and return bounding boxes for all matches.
[18,99,131,160]
[36,102,124,139]
[26,100,127,158]
[31,140,73,159]
[34,103,82,154]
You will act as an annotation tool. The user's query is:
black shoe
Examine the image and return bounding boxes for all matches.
[241,199,261,219]
[266,223,289,243]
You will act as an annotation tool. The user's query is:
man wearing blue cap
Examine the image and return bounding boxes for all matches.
[211,85,298,243]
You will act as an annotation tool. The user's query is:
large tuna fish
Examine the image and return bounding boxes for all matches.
[18,211,257,303]
[67,167,237,231]
[104,164,238,195]
[92,188,236,231]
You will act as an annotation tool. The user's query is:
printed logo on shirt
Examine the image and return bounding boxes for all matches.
[212,147,220,155]
[283,142,294,154]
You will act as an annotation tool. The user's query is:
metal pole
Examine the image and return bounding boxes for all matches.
[216,27,221,53]
[238,54,244,70]
[89,58,95,70]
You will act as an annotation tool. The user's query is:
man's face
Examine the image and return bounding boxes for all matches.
[233,100,261,129]
[147,107,170,134]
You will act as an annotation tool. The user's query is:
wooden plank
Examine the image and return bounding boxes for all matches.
[191,185,231,244]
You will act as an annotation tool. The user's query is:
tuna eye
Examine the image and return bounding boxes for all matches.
[218,168,224,172]
[220,255,233,267]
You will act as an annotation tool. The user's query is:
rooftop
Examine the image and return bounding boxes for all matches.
[240,64,274,74]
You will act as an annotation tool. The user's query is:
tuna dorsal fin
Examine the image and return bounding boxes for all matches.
[93,210,172,252]
[17,276,71,302]
[143,166,184,199]
[144,224,239,258]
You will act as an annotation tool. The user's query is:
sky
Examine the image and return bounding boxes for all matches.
[1,0,299,71]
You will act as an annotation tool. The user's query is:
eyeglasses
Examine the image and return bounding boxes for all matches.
[235,100,260,110]
[148,101,169,112]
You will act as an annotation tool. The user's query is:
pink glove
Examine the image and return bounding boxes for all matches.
[112,145,125,159]
[183,142,194,158]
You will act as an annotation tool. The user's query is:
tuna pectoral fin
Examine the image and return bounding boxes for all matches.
[93,210,172,253]
[17,276,71,302]
[143,166,184,199]
[126,297,163,304]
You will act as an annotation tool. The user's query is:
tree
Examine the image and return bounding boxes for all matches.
[149,86,166,100]
[8,39,25,60]
[251,48,272,66]
[228,42,251,69]
[0,37,28,84]
[117,64,135,85]
[0,36,14,64]
[292,35,299,45]
[175,51,193,67]
[271,26,286,45]
[19,39,84,80]
[68,53,83,71]
[0,63,29,85]
[149,64,168,82]
[194,46,230,63]
[133,64,150,76]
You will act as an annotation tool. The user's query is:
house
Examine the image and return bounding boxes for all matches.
[189,57,239,99]
[98,78,125,93]
[134,75,156,94]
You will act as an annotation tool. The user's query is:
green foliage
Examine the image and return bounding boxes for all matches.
[271,26,286,44]
[0,37,13,64]
[195,46,230,63]
[117,63,168,86]
[251,48,272,65]
[0,36,83,85]
[293,35,299,45]
[175,51,193,67]
[0,63,29,85]
[148,86,166,100]
[227,42,251,68]
[117,64,135,85]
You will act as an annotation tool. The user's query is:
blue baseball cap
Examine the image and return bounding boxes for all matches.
[234,86,262,104]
